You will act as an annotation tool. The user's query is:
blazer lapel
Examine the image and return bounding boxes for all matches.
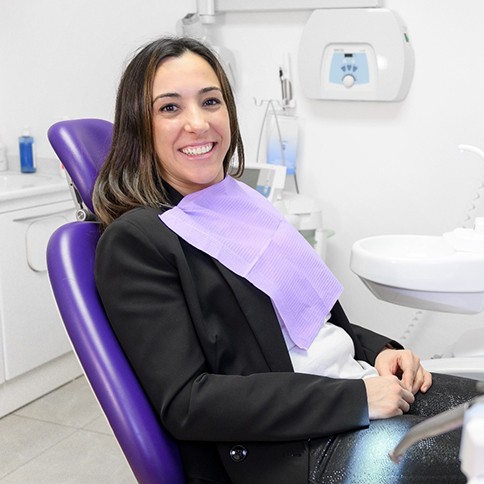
[213,260,294,373]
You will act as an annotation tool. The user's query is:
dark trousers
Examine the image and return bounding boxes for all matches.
[309,373,481,483]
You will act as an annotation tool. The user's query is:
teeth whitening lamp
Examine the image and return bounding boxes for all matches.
[298,7,414,101]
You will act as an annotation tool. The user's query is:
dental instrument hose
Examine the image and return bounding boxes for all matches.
[390,394,484,463]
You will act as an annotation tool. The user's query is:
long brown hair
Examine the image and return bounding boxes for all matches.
[93,36,245,229]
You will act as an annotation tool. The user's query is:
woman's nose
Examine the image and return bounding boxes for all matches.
[184,107,209,134]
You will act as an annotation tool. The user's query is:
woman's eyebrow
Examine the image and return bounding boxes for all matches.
[152,92,180,104]
[200,86,222,95]
[152,86,222,104]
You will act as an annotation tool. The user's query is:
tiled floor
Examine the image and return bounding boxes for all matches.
[0,376,136,483]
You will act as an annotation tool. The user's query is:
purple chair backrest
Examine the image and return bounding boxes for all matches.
[47,119,185,484]
[49,118,112,215]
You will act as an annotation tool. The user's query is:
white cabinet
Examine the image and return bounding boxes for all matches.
[0,201,75,379]
[0,171,81,415]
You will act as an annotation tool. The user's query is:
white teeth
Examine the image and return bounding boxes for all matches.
[181,143,213,156]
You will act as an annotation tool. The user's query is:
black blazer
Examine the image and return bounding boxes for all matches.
[95,203,400,483]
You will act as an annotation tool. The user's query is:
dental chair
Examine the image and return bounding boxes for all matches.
[46,119,185,484]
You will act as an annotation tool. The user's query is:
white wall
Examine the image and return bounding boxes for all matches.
[2,0,484,358]
[0,0,192,154]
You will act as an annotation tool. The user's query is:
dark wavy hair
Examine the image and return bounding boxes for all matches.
[93,36,244,229]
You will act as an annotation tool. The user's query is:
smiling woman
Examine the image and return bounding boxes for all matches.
[93,36,478,484]
[93,36,244,229]
[151,52,231,195]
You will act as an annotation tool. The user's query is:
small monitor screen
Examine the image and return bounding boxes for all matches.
[237,163,286,202]
[239,167,275,199]
[239,168,260,191]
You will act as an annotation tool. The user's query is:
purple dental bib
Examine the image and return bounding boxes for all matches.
[160,176,343,349]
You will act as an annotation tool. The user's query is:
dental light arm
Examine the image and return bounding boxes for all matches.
[390,399,473,463]
[195,0,381,18]
[390,385,484,464]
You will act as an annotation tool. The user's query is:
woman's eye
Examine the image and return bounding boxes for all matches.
[203,97,222,107]
[160,103,178,113]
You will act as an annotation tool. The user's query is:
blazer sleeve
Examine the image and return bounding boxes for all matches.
[329,301,404,365]
[352,323,404,365]
[95,212,372,443]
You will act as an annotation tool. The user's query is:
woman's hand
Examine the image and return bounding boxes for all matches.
[374,348,432,395]
[363,375,415,419]
[364,349,432,420]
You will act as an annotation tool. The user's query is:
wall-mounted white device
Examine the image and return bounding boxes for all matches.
[298,8,414,101]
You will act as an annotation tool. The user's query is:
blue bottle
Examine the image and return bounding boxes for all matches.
[19,128,36,173]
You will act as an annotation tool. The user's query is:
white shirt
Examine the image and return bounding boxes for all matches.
[280,314,378,379]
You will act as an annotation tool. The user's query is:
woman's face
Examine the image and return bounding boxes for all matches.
[151,51,231,195]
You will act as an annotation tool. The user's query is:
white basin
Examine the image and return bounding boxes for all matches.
[0,171,68,209]
[0,171,60,191]
[350,234,484,314]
